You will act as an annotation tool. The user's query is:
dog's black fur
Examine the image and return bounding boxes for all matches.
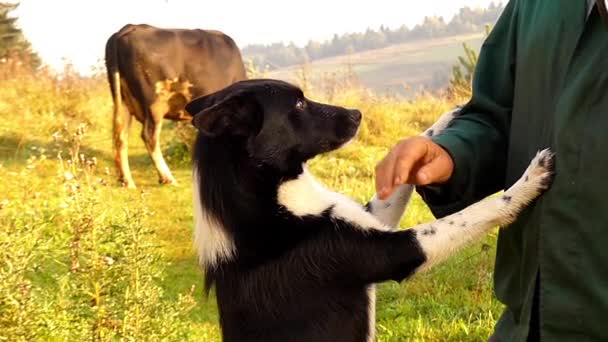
[186,79,426,342]
[186,79,554,342]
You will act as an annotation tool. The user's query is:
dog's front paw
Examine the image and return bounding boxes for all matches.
[497,149,555,227]
[522,148,555,194]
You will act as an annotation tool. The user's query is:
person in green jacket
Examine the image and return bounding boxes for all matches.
[375,1,608,341]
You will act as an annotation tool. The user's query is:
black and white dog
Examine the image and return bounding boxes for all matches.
[186,79,554,342]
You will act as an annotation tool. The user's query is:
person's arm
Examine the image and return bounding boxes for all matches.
[375,1,519,217]
[415,1,519,218]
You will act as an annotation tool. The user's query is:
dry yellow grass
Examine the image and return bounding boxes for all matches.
[0,62,500,341]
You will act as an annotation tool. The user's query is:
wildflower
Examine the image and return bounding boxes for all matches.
[18,281,31,296]
[52,131,62,142]
[104,256,115,266]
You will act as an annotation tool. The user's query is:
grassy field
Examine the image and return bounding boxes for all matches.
[266,33,485,97]
[0,63,503,341]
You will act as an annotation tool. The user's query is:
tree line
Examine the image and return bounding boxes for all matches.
[0,1,502,77]
[0,2,39,69]
[243,2,504,70]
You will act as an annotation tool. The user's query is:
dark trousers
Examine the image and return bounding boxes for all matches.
[488,273,540,342]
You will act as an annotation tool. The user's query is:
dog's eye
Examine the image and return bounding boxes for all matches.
[294,99,306,111]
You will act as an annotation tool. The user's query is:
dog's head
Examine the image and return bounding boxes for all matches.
[185,79,362,172]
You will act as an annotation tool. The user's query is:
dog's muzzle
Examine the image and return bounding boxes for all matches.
[348,109,362,125]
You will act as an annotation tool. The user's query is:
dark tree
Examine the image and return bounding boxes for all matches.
[0,2,39,68]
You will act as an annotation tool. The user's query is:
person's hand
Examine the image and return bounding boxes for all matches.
[375,137,455,199]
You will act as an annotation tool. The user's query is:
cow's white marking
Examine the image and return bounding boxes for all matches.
[152,78,194,119]
[192,168,236,266]
[147,138,177,184]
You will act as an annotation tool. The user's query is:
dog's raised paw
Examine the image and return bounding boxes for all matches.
[523,148,555,192]
[497,148,555,227]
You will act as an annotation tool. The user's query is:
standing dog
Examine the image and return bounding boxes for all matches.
[186,79,554,342]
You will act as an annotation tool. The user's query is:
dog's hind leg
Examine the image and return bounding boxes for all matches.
[411,149,554,273]
[366,107,462,229]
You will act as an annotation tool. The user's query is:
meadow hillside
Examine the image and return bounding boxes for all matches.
[0,61,504,341]
[266,33,485,97]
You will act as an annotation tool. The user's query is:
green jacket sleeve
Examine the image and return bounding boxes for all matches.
[416,0,519,218]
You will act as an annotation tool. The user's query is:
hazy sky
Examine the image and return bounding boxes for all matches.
[15,0,499,74]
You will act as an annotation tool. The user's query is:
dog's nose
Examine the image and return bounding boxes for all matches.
[350,109,362,122]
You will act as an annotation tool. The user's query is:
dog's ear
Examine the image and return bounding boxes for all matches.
[186,91,261,137]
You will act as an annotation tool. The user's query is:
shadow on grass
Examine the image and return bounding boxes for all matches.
[0,133,112,163]
[0,133,175,169]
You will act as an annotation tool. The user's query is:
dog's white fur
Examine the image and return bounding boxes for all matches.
[278,168,392,232]
[365,107,461,228]
[366,285,376,342]
[275,144,552,342]
[192,168,236,267]
[193,107,552,342]
[410,148,552,272]
[276,149,552,273]
[193,109,462,268]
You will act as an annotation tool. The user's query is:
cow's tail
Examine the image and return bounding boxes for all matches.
[105,29,134,185]
[105,32,122,117]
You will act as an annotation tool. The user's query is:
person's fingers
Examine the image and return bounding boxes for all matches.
[392,138,428,186]
[375,137,455,199]
[375,138,428,199]
[375,148,399,199]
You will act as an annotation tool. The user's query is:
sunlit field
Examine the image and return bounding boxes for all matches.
[0,61,503,341]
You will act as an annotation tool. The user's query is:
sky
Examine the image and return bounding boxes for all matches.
[15,0,499,75]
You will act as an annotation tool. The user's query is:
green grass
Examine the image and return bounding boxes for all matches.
[0,66,501,341]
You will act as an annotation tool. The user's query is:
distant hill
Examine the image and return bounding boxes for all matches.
[266,33,485,98]
[243,2,504,71]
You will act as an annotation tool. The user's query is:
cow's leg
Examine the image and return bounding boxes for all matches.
[113,101,136,189]
[141,115,177,186]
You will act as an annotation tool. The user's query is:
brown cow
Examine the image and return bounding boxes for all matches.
[105,24,246,188]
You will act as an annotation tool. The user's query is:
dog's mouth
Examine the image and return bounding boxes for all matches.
[327,110,362,151]
[339,120,361,149]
